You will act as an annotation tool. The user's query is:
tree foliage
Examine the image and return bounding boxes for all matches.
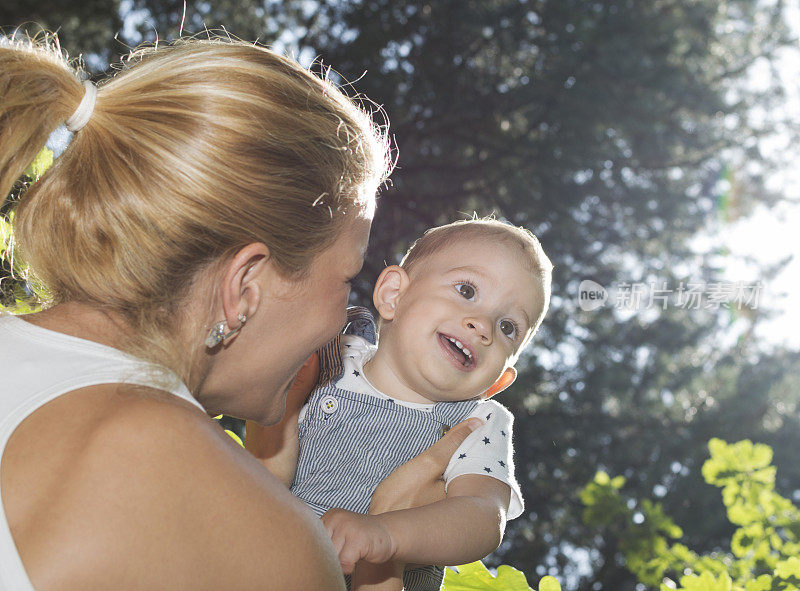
[0,148,52,311]
[581,439,800,591]
[443,560,561,591]
[1,0,125,69]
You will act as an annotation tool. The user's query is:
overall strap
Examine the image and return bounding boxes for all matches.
[317,306,377,383]
[344,306,377,344]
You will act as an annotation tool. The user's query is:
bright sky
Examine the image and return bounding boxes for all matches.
[718,6,800,349]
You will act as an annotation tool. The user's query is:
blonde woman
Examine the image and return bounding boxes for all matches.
[0,36,475,590]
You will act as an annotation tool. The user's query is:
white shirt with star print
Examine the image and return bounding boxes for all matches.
[442,400,524,519]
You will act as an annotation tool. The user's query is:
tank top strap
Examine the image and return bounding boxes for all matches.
[0,314,204,591]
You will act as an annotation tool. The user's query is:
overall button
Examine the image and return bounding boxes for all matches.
[440,424,451,437]
[320,395,339,415]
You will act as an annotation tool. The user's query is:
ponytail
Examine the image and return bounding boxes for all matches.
[0,34,88,201]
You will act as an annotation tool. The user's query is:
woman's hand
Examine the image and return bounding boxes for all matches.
[369,417,483,515]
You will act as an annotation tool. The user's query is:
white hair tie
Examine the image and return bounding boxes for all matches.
[65,80,97,132]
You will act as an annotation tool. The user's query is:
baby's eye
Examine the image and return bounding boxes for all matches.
[499,319,517,339]
[455,283,476,300]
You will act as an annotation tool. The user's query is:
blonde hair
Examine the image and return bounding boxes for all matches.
[0,34,391,372]
[400,217,553,343]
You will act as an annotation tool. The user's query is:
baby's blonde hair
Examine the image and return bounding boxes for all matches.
[399,217,553,345]
[0,33,391,371]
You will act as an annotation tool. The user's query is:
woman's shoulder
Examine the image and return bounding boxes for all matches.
[8,384,345,589]
[78,387,344,587]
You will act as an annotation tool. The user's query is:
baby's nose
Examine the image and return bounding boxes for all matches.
[464,317,491,344]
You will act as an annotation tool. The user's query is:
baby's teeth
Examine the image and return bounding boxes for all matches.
[446,336,472,360]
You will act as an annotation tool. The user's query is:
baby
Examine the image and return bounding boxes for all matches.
[262,218,551,590]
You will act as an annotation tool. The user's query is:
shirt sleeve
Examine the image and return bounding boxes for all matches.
[442,400,524,520]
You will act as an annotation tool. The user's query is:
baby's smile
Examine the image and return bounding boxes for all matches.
[437,332,477,369]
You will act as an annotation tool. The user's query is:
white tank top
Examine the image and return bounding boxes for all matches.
[0,313,204,590]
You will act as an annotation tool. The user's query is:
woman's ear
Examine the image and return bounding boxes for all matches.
[481,367,517,399]
[219,242,271,334]
[373,265,410,321]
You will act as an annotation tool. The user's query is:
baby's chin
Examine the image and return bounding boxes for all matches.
[426,386,489,404]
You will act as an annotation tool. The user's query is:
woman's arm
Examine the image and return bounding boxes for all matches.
[39,388,345,590]
[245,353,319,487]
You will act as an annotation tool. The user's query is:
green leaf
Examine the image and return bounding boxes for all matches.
[775,557,800,579]
[23,148,54,181]
[743,575,771,591]
[224,429,244,447]
[538,575,561,591]
[731,524,764,557]
[595,471,610,486]
[0,217,10,258]
[676,571,733,591]
[611,476,626,489]
[442,561,533,591]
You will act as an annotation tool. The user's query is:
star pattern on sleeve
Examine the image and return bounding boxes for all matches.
[446,406,517,501]
[352,370,360,377]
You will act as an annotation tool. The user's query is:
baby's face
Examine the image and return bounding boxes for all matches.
[384,237,544,402]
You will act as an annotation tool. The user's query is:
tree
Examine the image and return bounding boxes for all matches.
[1,0,126,70]
[581,438,800,591]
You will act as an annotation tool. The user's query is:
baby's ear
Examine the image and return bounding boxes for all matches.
[481,367,517,399]
[373,265,410,321]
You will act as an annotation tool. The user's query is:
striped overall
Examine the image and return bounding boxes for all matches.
[291,307,480,590]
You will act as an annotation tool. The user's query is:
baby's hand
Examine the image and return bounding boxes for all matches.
[320,508,397,574]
